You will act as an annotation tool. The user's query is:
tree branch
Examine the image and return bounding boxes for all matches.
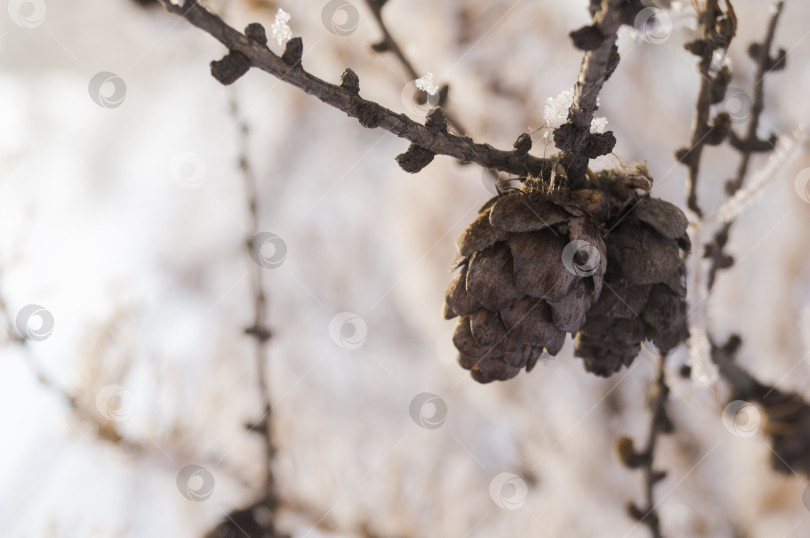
[712,335,810,479]
[618,354,672,538]
[158,0,555,177]
[204,94,287,538]
[678,0,737,216]
[706,0,785,288]
[364,0,466,135]
[555,0,628,187]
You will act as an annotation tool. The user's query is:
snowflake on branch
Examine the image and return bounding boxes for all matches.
[415,72,439,95]
[543,89,607,141]
[271,8,292,46]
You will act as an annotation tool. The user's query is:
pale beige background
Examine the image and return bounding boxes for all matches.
[1,0,809,536]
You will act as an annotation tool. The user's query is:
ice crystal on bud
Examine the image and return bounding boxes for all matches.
[709,49,732,76]
[415,73,439,95]
[544,89,573,133]
[543,89,607,140]
[590,116,608,134]
[271,9,292,46]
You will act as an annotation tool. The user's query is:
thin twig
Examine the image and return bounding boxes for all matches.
[621,355,672,538]
[681,0,735,217]
[0,294,142,450]
[228,93,284,534]
[364,0,466,135]
[556,0,628,187]
[706,0,786,288]
[567,0,623,144]
[158,0,555,177]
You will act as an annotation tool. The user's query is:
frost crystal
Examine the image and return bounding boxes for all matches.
[590,116,608,134]
[271,9,292,46]
[544,89,573,132]
[415,73,439,95]
[543,89,607,140]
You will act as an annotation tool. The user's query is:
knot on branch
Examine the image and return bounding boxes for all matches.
[245,23,268,46]
[569,23,604,51]
[354,102,384,129]
[685,6,736,58]
[584,131,616,158]
[512,133,532,156]
[704,239,734,269]
[211,51,251,85]
[370,40,390,53]
[245,324,272,342]
[425,107,448,133]
[628,503,660,527]
[339,68,360,94]
[552,123,578,153]
[728,131,777,154]
[615,436,649,469]
[281,37,303,66]
[396,144,435,173]
[556,123,616,159]
[709,66,731,104]
[749,42,787,71]
[684,38,709,57]
[705,112,731,145]
[767,48,787,71]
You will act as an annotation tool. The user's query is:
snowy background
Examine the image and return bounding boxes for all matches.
[1,0,810,536]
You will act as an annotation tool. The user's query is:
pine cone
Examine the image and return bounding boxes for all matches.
[574,196,690,376]
[444,188,607,383]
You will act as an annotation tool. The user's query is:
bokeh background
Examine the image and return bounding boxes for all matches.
[1,0,810,536]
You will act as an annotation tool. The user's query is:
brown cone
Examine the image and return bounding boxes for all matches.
[444,188,606,383]
[574,196,690,377]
